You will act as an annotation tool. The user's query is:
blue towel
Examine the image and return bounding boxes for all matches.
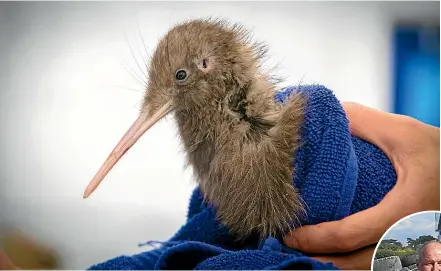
[88,84,397,270]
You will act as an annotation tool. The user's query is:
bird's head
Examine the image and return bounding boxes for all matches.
[83,18,270,198]
[142,19,269,116]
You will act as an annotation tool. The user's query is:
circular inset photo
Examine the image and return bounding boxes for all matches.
[372,211,441,271]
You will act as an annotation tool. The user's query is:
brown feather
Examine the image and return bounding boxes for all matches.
[142,18,306,240]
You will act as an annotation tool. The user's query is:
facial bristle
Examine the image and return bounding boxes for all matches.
[141,18,305,240]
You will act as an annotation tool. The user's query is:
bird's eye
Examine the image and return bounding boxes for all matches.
[175,69,188,82]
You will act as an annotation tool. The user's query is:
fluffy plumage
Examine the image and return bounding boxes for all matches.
[87,83,397,270]
[142,18,306,239]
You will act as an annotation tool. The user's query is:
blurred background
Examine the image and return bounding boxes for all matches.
[0,1,439,269]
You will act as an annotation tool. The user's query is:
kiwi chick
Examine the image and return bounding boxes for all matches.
[84,18,307,240]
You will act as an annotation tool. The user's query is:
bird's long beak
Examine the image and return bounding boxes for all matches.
[83,100,173,198]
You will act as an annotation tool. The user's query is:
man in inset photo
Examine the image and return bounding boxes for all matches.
[417,241,441,271]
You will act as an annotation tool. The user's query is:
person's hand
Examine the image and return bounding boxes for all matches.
[284,101,440,269]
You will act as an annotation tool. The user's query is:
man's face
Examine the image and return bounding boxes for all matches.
[418,243,441,271]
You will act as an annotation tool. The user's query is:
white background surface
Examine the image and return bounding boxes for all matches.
[0,1,439,268]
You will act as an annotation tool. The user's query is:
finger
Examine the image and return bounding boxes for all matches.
[284,188,410,253]
[312,245,376,270]
[341,102,406,159]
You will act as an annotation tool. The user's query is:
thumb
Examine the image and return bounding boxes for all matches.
[341,101,405,160]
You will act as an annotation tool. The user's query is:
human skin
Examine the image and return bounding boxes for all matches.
[284,101,440,270]
[1,102,439,270]
[417,242,441,271]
